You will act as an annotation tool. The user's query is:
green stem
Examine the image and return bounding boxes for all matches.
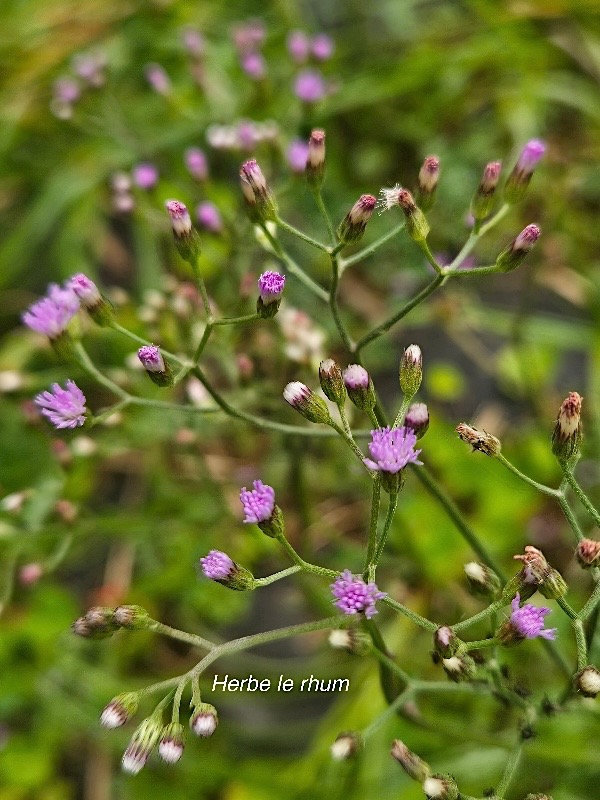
[0,543,20,618]
[363,618,410,708]
[148,621,215,650]
[192,255,212,318]
[562,469,600,527]
[556,597,578,620]
[452,599,506,633]
[275,216,329,252]
[275,533,338,579]
[109,322,186,365]
[73,342,129,399]
[573,619,588,671]
[418,239,443,274]
[446,204,510,272]
[465,637,498,650]
[254,566,302,586]
[328,419,368,464]
[557,491,585,542]
[213,313,260,326]
[329,253,355,352]
[260,224,328,301]
[339,221,405,269]
[43,534,74,572]
[373,492,399,565]
[392,394,412,429]
[381,596,438,632]
[313,190,335,244]
[444,265,500,278]
[363,477,382,580]
[496,453,561,497]
[493,740,523,800]
[579,579,600,621]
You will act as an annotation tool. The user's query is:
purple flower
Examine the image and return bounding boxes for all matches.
[144,63,171,95]
[287,139,309,173]
[200,550,235,581]
[165,199,192,236]
[68,273,101,307]
[294,70,326,103]
[240,480,275,523]
[241,51,266,80]
[312,34,334,61]
[258,271,285,304]
[232,20,266,52]
[53,77,81,104]
[287,31,310,63]
[73,51,106,87]
[196,201,223,233]
[363,427,422,474]
[517,139,545,174]
[343,364,369,390]
[510,593,557,640]
[22,284,80,338]
[132,162,159,190]
[182,26,205,57]
[331,570,386,619]
[185,147,208,180]
[237,120,258,150]
[137,345,165,373]
[34,380,87,429]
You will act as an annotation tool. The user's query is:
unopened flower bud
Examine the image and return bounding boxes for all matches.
[391,740,431,782]
[551,392,582,463]
[434,626,458,658]
[416,155,440,212]
[190,703,218,737]
[306,129,325,189]
[158,722,185,764]
[404,402,429,439]
[464,562,501,599]
[319,359,346,406]
[455,423,501,456]
[114,605,151,630]
[442,654,476,682]
[471,161,502,222]
[137,345,174,387]
[283,381,332,424]
[69,274,114,326]
[257,270,285,318]
[399,344,423,397]
[122,715,163,774]
[330,732,362,760]
[574,665,600,698]
[504,139,545,204]
[576,538,600,569]
[328,628,370,656]
[397,188,430,242]
[343,364,376,412]
[101,692,139,728]
[73,606,119,639]
[165,200,201,263]
[495,224,540,272]
[423,774,460,800]
[337,195,377,245]
[240,159,277,222]
[199,550,256,590]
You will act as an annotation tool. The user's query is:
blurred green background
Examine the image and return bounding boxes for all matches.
[2,0,600,798]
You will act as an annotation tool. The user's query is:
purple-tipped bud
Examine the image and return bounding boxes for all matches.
[158,722,185,764]
[34,380,87,430]
[287,30,310,63]
[144,63,171,95]
[240,51,266,80]
[552,391,582,462]
[416,156,440,211]
[576,538,600,570]
[504,139,546,204]
[330,732,362,760]
[165,200,201,263]
[306,129,326,188]
[132,162,159,190]
[239,159,277,222]
[471,160,502,221]
[575,665,600,698]
[434,626,457,658]
[331,571,386,619]
[283,381,332,424]
[464,562,501,599]
[101,693,139,728]
[196,201,223,234]
[182,27,204,57]
[319,359,346,405]
[69,274,113,326]
[122,716,162,774]
[399,344,423,397]
[404,402,429,439]
[456,423,501,456]
[337,195,377,245]
[495,224,540,272]
[257,270,285,318]
[294,69,326,103]
[380,187,431,241]
[190,703,218,737]
[199,549,255,591]
[423,774,460,800]
[343,364,376,412]
[73,606,119,639]
[185,147,209,180]
[391,740,431,782]
[114,605,151,630]
[287,139,309,174]
[137,345,173,388]
[497,593,558,646]
[312,33,334,61]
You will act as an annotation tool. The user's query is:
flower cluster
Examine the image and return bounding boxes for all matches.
[331,571,386,619]
[363,427,422,474]
[240,480,275,524]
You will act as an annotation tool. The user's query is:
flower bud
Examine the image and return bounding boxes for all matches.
[574,665,600,698]
[122,715,162,774]
[433,626,458,658]
[551,391,582,463]
[470,161,502,222]
[69,274,114,327]
[319,359,347,406]
[390,740,431,782]
[576,538,600,569]
[397,188,430,242]
[495,224,540,272]
[114,605,151,630]
[101,692,139,728]
[256,270,285,318]
[137,345,174,387]
[330,732,362,760]
[399,344,422,397]
[337,195,377,245]
[190,702,218,737]
[240,159,277,222]
[464,562,501,599]
[504,139,545,204]
[512,545,567,600]
[442,654,476,682]
[343,364,376,412]
[416,155,440,212]
[423,774,460,800]
[455,423,501,456]
[306,129,325,189]
[73,606,119,639]
[199,550,256,590]
[283,381,332,424]
[158,722,185,764]
[404,402,429,439]
[165,200,201,263]
[328,628,370,656]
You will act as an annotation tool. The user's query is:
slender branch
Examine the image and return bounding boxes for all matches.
[148,620,215,651]
[363,477,382,580]
[381,596,438,632]
[259,224,328,301]
[313,190,335,244]
[340,221,406,269]
[374,492,399,565]
[562,469,600,528]
[446,204,510,272]
[254,566,302,586]
[493,740,523,800]
[329,253,355,352]
[495,453,561,498]
[275,216,329,252]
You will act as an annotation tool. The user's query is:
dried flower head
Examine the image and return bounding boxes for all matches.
[552,391,582,462]
[455,423,501,456]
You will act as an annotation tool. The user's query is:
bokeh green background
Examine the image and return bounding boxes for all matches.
[2,0,600,798]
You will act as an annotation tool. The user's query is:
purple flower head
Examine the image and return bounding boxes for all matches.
[34,380,87,429]
[196,201,223,233]
[200,550,235,581]
[185,147,208,180]
[514,223,540,252]
[182,26,205,57]
[241,51,266,80]
[287,139,309,173]
[232,20,266,52]
[312,34,334,61]
[68,273,101,308]
[343,364,369,390]
[331,570,386,619]
[132,162,159,190]
[294,69,326,103]
[137,345,165,373]
[363,427,422,474]
[53,77,81,104]
[237,120,258,150]
[73,51,106,87]
[258,271,285,304]
[517,139,546,174]
[22,283,80,338]
[287,30,310,63]
[240,480,275,524]
[165,199,192,236]
[144,63,171,95]
[510,593,557,640]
